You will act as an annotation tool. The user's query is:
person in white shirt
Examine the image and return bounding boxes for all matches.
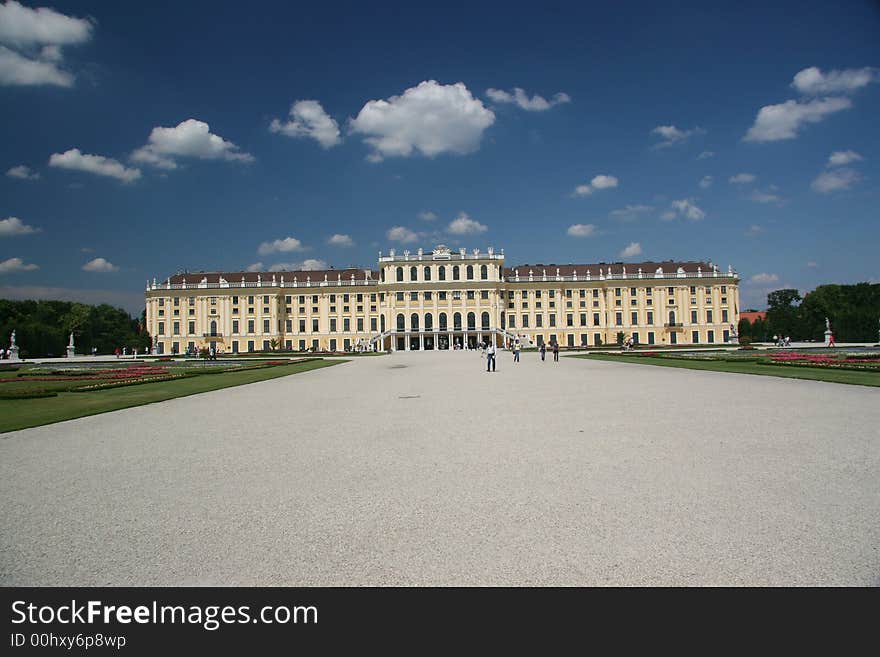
[486,341,496,372]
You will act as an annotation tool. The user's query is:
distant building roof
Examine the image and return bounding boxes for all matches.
[740,311,767,323]
[503,261,716,277]
[167,268,375,284]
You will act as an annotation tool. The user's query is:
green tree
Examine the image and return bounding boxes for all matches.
[766,289,803,339]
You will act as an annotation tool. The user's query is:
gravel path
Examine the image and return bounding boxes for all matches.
[2,351,878,586]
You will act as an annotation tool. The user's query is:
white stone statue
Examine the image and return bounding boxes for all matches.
[69,332,75,347]
[9,329,16,347]
[825,317,831,332]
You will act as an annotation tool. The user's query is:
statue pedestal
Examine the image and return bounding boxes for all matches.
[66,346,76,358]
[8,346,20,360]
[824,330,833,346]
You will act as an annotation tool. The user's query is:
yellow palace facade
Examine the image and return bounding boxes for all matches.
[144,245,740,354]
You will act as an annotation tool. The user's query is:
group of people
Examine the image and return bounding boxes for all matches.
[0,348,12,359]
[773,335,792,348]
[482,339,560,371]
[621,336,636,351]
[113,346,143,358]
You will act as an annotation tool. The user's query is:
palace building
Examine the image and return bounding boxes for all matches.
[144,245,740,354]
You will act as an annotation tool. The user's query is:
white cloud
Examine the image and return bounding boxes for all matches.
[573,174,618,196]
[132,119,254,169]
[729,173,756,184]
[749,273,779,285]
[651,125,704,147]
[699,175,713,189]
[417,211,437,221]
[0,1,93,48]
[791,66,877,95]
[811,168,861,193]
[49,148,142,183]
[447,212,487,235]
[82,257,118,273]
[245,262,263,272]
[697,150,714,159]
[269,99,341,148]
[349,80,495,162]
[387,226,419,243]
[660,211,677,221]
[257,236,305,255]
[0,2,93,88]
[827,150,863,167]
[744,97,852,142]
[807,261,818,268]
[609,204,653,221]
[0,44,72,86]
[744,224,765,237]
[748,189,783,204]
[567,223,597,237]
[0,256,38,273]
[620,242,642,258]
[485,87,571,111]
[0,216,40,236]
[327,233,354,247]
[268,259,327,272]
[668,198,705,221]
[5,164,39,179]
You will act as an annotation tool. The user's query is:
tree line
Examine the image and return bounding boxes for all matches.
[738,283,880,343]
[0,299,151,358]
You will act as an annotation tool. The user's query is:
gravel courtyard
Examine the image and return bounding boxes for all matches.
[2,351,878,586]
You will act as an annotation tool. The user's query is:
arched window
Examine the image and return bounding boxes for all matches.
[669,311,676,325]
[481,312,490,330]
[210,320,217,336]
[467,312,476,330]
[439,312,448,330]
[466,265,474,280]
[453,312,462,330]
[410,266,418,282]
[424,313,433,330]
[396,267,404,282]
[410,313,419,331]
[453,265,460,280]
[480,264,487,280]
[396,314,405,331]
[424,266,431,281]
[381,315,386,332]
[439,266,446,281]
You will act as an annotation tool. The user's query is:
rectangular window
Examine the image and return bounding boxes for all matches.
[467,291,475,300]
[721,286,727,294]
[299,320,305,332]
[667,287,674,295]
[522,315,529,328]
[647,311,653,325]
[567,334,574,347]
[615,299,622,306]
[370,318,377,331]
[631,311,638,325]
[231,320,238,334]
[692,330,700,343]
[173,321,180,335]
[579,313,586,326]
[330,319,337,332]
[248,296,255,304]
[299,340,305,351]
[549,314,556,327]
[330,294,336,303]
[615,312,622,326]
[158,298,164,307]
[508,315,516,329]
[593,313,600,326]
[615,288,621,297]
[536,315,543,327]
[648,332,655,345]
[285,295,292,304]
[439,291,447,300]
[357,318,363,331]
[173,296,180,306]
[263,307,269,314]
[567,314,573,327]
[691,310,698,323]
[210,297,217,306]
[536,290,542,298]
[247,340,254,352]
[158,321,164,335]
[690,286,696,295]
[286,319,292,332]
[312,319,319,332]
[424,291,432,300]
[343,294,349,303]
[580,333,588,346]
[396,292,404,301]
[343,318,350,331]
[263,340,270,350]
[481,290,489,300]
[263,319,270,333]
[410,292,418,301]
[248,319,254,333]
[722,309,728,323]
[707,310,713,323]
[566,289,573,298]
[593,289,599,298]
[708,330,715,343]
[329,339,337,352]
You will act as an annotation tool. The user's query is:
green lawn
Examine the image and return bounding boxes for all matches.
[0,359,342,433]
[577,353,880,387]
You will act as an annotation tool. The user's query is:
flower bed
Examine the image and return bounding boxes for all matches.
[0,388,58,400]
[70,373,190,392]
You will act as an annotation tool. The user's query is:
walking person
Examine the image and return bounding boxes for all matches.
[486,340,496,372]
[513,340,521,363]
[552,340,559,362]
[540,342,546,362]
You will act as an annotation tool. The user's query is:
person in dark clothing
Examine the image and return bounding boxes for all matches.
[539,343,546,362]
[552,340,559,362]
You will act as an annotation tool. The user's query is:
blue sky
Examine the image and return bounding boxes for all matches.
[1,0,878,313]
